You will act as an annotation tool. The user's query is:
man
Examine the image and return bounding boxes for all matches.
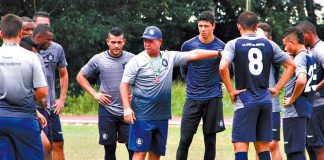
[297,20,324,160]
[219,11,296,160]
[33,11,69,160]
[120,26,222,160]
[21,16,34,36]
[33,24,55,160]
[76,27,134,160]
[176,11,225,160]
[258,22,283,160]
[282,26,316,160]
[20,35,52,160]
[0,13,48,159]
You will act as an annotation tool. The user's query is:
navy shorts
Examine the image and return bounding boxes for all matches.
[272,112,281,141]
[49,110,64,142]
[37,108,53,143]
[0,117,44,160]
[232,104,272,142]
[307,107,324,147]
[128,120,168,156]
[98,110,130,145]
[180,98,225,134]
[283,117,307,153]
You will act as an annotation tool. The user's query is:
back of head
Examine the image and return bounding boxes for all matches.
[0,14,22,39]
[20,36,38,51]
[198,11,215,24]
[33,11,50,21]
[21,16,33,23]
[238,11,258,30]
[33,24,51,36]
[296,20,317,35]
[258,22,272,35]
[282,26,304,45]
[109,27,124,37]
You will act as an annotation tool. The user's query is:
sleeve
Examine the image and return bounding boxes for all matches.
[32,54,48,88]
[81,55,99,78]
[56,44,68,68]
[121,57,139,84]
[221,40,236,62]
[313,48,324,68]
[295,53,307,76]
[180,42,189,80]
[171,51,189,67]
[271,41,289,64]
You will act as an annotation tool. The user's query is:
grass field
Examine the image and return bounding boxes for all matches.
[63,124,285,160]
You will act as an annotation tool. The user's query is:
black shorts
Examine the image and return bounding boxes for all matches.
[37,108,53,143]
[49,110,64,142]
[283,117,307,153]
[307,107,324,147]
[272,112,281,141]
[180,98,225,134]
[98,111,130,145]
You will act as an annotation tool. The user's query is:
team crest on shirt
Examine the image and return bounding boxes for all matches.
[162,59,168,68]
[136,138,143,146]
[102,133,108,140]
[47,53,55,62]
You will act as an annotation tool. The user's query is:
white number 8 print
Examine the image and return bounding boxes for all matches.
[248,48,263,75]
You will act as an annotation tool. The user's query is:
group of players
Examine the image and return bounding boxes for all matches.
[0,9,323,160]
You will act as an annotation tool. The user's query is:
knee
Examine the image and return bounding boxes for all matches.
[269,141,279,152]
[53,142,64,150]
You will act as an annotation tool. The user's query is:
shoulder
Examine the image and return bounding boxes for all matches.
[182,36,199,48]
[50,41,64,50]
[123,51,135,58]
[214,37,225,46]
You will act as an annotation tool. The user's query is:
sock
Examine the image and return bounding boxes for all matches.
[235,152,247,160]
[258,151,270,160]
[104,144,116,160]
[203,133,216,160]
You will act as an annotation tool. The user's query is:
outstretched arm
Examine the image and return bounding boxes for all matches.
[185,49,222,62]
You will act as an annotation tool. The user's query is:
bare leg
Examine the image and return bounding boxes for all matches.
[52,142,64,160]
[132,151,147,160]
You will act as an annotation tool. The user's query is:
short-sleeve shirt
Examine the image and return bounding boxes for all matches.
[39,41,68,108]
[269,64,281,112]
[283,51,316,118]
[36,53,48,109]
[81,51,134,116]
[181,36,225,100]
[122,50,188,120]
[0,44,47,118]
[222,34,289,109]
[310,40,324,107]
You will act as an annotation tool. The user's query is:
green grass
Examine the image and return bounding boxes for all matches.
[63,124,285,160]
[64,81,234,117]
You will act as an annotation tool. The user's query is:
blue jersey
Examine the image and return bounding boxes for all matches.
[310,40,324,107]
[283,51,316,118]
[181,36,225,100]
[222,34,288,108]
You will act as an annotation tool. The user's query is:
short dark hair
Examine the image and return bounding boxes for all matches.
[21,16,33,23]
[296,20,318,35]
[258,22,272,36]
[282,26,304,44]
[20,36,38,51]
[0,14,22,38]
[238,11,258,30]
[108,27,124,37]
[33,11,50,22]
[198,11,215,24]
[33,24,52,36]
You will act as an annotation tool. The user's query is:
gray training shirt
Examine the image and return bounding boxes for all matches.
[0,44,47,118]
[81,51,134,116]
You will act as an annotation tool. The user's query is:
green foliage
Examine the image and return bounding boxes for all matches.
[64,91,98,115]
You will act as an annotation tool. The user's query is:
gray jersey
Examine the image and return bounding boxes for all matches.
[283,51,308,118]
[269,64,281,112]
[39,41,68,108]
[0,44,47,118]
[122,50,188,120]
[81,51,134,116]
[310,40,324,107]
[36,53,47,109]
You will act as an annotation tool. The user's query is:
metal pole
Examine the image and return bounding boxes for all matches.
[246,0,251,11]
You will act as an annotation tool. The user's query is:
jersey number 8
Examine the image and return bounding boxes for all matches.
[248,48,263,75]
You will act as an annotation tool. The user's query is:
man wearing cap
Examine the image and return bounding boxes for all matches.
[120,26,222,160]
